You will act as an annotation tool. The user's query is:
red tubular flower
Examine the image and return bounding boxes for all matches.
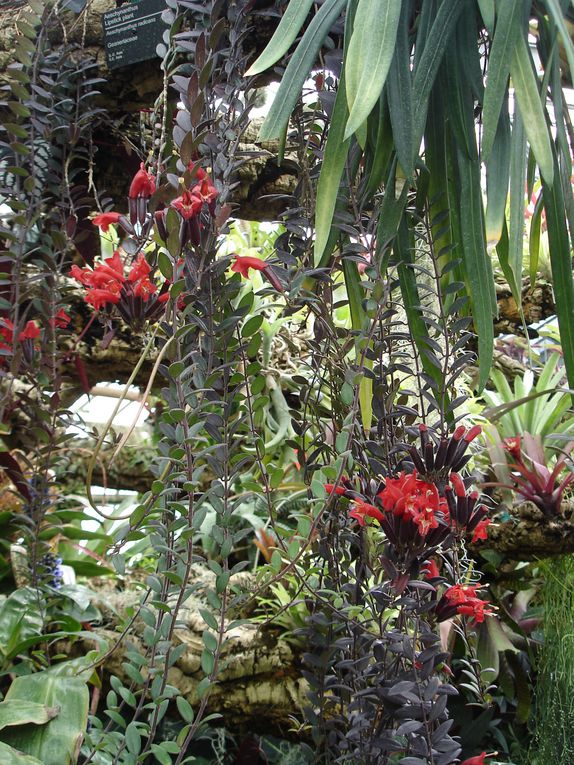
[85,286,122,310]
[421,559,440,580]
[186,160,206,181]
[92,212,122,232]
[378,471,444,536]
[18,321,40,341]
[503,436,522,461]
[53,308,71,329]
[171,189,203,220]
[471,518,491,543]
[324,483,346,496]
[461,753,494,765]
[349,500,385,526]
[437,584,494,624]
[231,255,284,292]
[129,163,156,199]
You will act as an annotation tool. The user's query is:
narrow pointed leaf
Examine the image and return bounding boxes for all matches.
[529,193,544,286]
[544,0,574,81]
[342,260,372,433]
[457,149,496,391]
[485,99,511,246]
[386,4,414,175]
[542,147,574,394]
[481,0,522,159]
[344,0,402,139]
[259,0,347,141]
[510,35,554,184]
[508,110,527,296]
[412,0,466,145]
[245,0,316,76]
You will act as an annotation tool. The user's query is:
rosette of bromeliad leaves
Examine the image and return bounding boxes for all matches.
[247,0,574,401]
[304,423,494,762]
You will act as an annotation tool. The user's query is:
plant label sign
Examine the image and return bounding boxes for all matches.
[103,0,166,70]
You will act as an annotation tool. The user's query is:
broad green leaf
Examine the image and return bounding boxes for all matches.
[444,33,477,160]
[0,701,59,732]
[477,0,494,33]
[0,675,89,765]
[412,0,466,145]
[481,0,523,160]
[0,741,44,765]
[485,98,511,246]
[344,0,402,139]
[245,0,316,76]
[259,0,347,141]
[510,35,554,184]
[542,147,574,394]
[507,110,527,296]
[386,4,414,175]
[457,149,496,391]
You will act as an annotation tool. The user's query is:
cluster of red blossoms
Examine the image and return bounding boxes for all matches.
[335,470,489,545]
[0,310,70,365]
[434,583,495,624]
[71,252,168,321]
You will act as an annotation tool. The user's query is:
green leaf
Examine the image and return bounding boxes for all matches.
[259,0,347,141]
[245,0,315,76]
[456,149,496,391]
[510,35,554,184]
[344,0,402,139]
[542,147,574,395]
[0,741,44,765]
[481,0,523,160]
[0,675,89,765]
[485,97,511,246]
[412,0,466,145]
[544,0,574,82]
[342,259,372,433]
[507,110,527,297]
[0,701,59,732]
[529,192,544,284]
[386,4,413,175]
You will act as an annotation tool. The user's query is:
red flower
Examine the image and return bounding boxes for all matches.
[378,471,444,536]
[471,518,491,543]
[92,212,121,232]
[85,286,122,311]
[18,321,40,341]
[421,559,440,580]
[53,308,71,329]
[231,255,269,278]
[461,752,489,765]
[129,163,156,199]
[324,483,346,496]
[439,584,494,624]
[186,160,206,181]
[171,189,203,220]
[196,176,218,205]
[1,319,14,348]
[231,255,285,292]
[503,436,522,461]
[349,500,385,526]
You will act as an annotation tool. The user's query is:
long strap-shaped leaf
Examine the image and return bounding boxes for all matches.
[507,109,528,297]
[344,0,402,139]
[542,145,574,395]
[457,148,496,391]
[387,3,414,176]
[485,97,511,246]
[510,34,554,184]
[544,0,574,81]
[259,0,347,141]
[245,0,316,76]
[481,0,523,160]
[412,0,467,147]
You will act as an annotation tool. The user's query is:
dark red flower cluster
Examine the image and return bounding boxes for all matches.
[156,164,219,249]
[71,252,168,322]
[408,423,482,483]
[378,471,448,537]
[435,584,495,624]
[444,472,490,543]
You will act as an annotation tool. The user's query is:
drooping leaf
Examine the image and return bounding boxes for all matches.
[0,701,59,732]
[412,0,467,145]
[542,146,574,394]
[386,3,414,175]
[510,34,554,184]
[259,0,347,141]
[344,0,402,139]
[481,0,523,160]
[485,97,511,246]
[245,0,316,76]
[456,149,496,391]
[507,109,528,296]
[0,741,44,765]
